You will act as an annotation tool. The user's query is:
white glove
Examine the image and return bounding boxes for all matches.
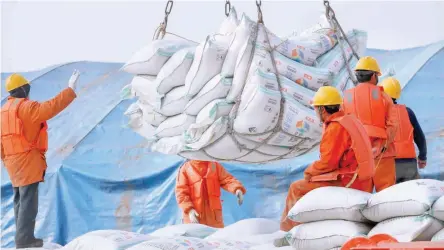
[236,189,244,206]
[68,69,80,91]
[188,209,199,223]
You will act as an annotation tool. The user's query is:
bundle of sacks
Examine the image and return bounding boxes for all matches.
[59,218,291,250]
[279,179,444,250]
[121,7,367,163]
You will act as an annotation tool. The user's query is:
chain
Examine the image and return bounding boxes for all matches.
[153,0,174,40]
[225,0,231,17]
[256,0,264,24]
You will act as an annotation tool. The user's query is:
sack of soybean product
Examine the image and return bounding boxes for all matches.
[184,74,232,116]
[154,114,196,138]
[3,242,63,250]
[63,230,154,250]
[129,75,161,106]
[288,186,372,223]
[368,215,444,242]
[123,40,195,75]
[431,195,444,221]
[432,228,444,241]
[185,35,231,97]
[156,86,190,116]
[286,220,372,250]
[155,46,196,95]
[138,100,167,127]
[243,230,287,245]
[184,116,228,151]
[150,224,218,239]
[218,7,239,35]
[127,236,215,250]
[151,135,184,155]
[279,75,315,108]
[332,57,358,92]
[206,239,255,250]
[250,244,293,250]
[362,179,444,222]
[206,218,280,240]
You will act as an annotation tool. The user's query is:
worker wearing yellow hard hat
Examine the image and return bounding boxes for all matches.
[1,70,79,248]
[379,77,427,183]
[342,56,398,192]
[279,86,374,233]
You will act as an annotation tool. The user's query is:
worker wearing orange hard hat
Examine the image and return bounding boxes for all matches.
[342,56,398,192]
[175,160,246,228]
[379,77,427,183]
[279,86,375,232]
[1,71,79,248]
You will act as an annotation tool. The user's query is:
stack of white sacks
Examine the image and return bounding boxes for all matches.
[121,7,368,163]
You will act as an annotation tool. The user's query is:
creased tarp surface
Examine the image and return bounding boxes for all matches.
[1,42,443,247]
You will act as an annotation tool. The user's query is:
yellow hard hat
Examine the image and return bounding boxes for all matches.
[312,86,343,106]
[379,77,401,99]
[5,73,29,92]
[355,56,382,76]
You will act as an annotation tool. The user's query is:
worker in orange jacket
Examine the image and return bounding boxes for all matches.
[1,71,79,248]
[175,160,246,228]
[380,77,427,183]
[342,56,398,192]
[279,86,375,232]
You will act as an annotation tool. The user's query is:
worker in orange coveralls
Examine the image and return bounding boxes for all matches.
[175,160,246,228]
[342,56,398,192]
[1,71,79,248]
[279,86,375,232]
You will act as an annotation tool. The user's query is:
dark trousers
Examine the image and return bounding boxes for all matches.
[13,182,42,248]
[395,159,421,184]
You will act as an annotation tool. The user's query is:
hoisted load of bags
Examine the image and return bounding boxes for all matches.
[121,1,367,163]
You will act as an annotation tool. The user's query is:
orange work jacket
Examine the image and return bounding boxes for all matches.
[394,104,416,159]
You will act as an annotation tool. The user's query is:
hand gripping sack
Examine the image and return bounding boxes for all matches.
[205,218,280,240]
[184,74,232,116]
[368,215,444,242]
[218,7,239,35]
[154,114,196,138]
[150,224,218,239]
[156,85,190,116]
[155,46,196,94]
[127,236,215,250]
[286,220,372,250]
[362,179,444,222]
[63,230,154,250]
[123,40,195,75]
[431,195,444,221]
[221,14,256,77]
[185,35,231,97]
[233,69,281,135]
[288,186,372,223]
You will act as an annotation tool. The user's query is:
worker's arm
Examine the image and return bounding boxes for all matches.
[175,166,194,214]
[217,163,246,195]
[304,122,350,177]
[406,107,427,161]
[383,93,398,144]
[22,88,76,123]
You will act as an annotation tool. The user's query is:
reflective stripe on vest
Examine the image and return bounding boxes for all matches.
[1,98,48,156]
[343,83,387,139]
[311,114,375,182]
[394,105,416,159]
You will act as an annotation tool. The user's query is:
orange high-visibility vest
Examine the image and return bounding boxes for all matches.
[311,114,375,182]
[1,98,48,156]
[394,104,416,159]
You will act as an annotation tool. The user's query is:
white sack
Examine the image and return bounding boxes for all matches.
[288,186,371,223]
[431,195,444,221]
[133,121,157,140]
[3,242,63,250]
[138,100,167,127]
[185,35,231,97]
[206,239,255,250]
[184,117,228,151]
[151,135,184,155]
[279,75,315,108]
[287,220,372,250]
[333,57,358,92]
[243,230,287,245]
[315,40,355,75]
[63,230,153,250]
[155,46,196,94]
[125,102,143,129]
[234,69,281,135]
[150,224,218,239]
[180,150,215,162]
[157,86,190,116]
[123,40,195,75]
[155,114,196,138]
[185,75,232,115]
[362,179,444,222]
[432,228,444,241]
[368,215,444,242]
[130,75,161,106]
[127,237,215,250]
[206,218,280,240]
[218,7,239,35]
[221,14,256,77]
[184,99,233,143]
[250,244,293,250]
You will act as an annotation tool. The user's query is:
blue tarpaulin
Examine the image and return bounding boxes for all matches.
[1,42,444,248]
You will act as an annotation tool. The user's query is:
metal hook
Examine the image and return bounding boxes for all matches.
[225,0,231,16]
[165,0,173,15]
[256,0,262,7]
